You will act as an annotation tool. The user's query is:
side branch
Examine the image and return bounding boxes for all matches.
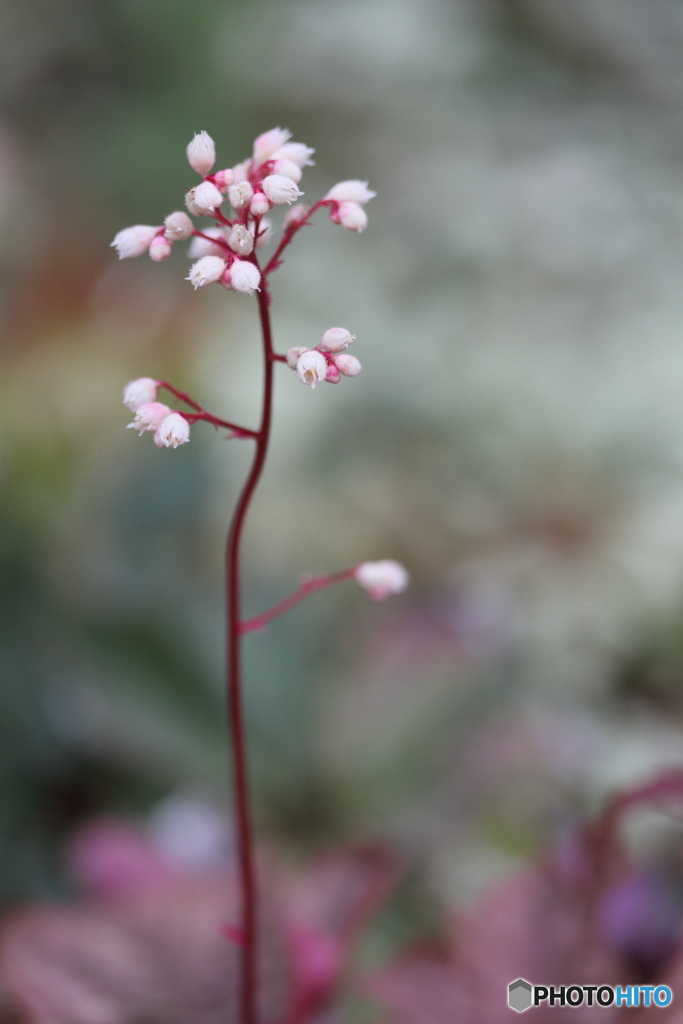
[240,567,356,633]
[158,381,257,438]
[264,200,332,276]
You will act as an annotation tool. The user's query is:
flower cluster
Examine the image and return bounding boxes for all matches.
[287,328,361,388]
[110,128,376,298]
[123,378,190,449]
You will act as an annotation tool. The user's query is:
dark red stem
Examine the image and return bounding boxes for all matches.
[158,381,257,438]
[226,260,274,1024]
[264,200,332,276]
[240,568,356,634]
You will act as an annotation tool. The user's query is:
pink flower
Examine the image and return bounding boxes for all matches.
[252,127,292,165]
[354,561,409,601]
[164,211,194,240]
[186,131,216,176]
[262,175,303,205]
[250,191,270,217]
[325,180,376,205]
[272,159,302,183]
[271,142,315,168]
[154,413,190,448]
[228,260,261,295]
[127,402,171,435]
[333,353,361,377]
[228,225,254,257]
[228,181,254,210]
[187,227,226,259]
[320,327,356,352]
[149,235,172,262]
[110,225,158,259]
[187,255,227,289]
[335,202,368,232]
[296,350,328,389]
[123,378,158,412]
[186,181,223,215]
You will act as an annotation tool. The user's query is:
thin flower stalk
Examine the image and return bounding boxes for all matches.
[114,126,405,1024]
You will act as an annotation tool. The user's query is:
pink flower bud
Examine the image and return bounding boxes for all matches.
[187,255,227,289]
[325,363,341,383]
[333,353,361,377]
[123,377,158,412]
[164,211,194,240]
[154,412,190,448]
[127,402,171,435]
[296,350,328,389]
[271,142,315,168]
[186,131,216,176]
[286,346,309,369]
[255,218,272,249]
[228,224,254,257]
[188,228,226,258]
[111,225,158,259]
[252,127,291,165]
[272,159,302,183]
[187,180,224,215]
[283,204,310,229]
[250,192,271,217]
[336,202,368,232]
[213,168,235,192]
[149,235,172,262]
[228,181,254,210]
[320,327,355,352]
[262,174,303,205]
[230,259,261,294]
[354,560,409,601]
[325,180,376,205]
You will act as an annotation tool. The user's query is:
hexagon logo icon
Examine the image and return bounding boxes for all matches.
[508,978,533,1013]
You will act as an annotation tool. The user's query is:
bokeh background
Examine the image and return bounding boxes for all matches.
[5,0,683,972]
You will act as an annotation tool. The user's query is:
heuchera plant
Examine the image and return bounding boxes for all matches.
[112,127,408,1024]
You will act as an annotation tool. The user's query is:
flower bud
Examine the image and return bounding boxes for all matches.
[111,225,158,259]
[336,202,368,232]
[164,211,194,240]
[250,191,271,217]
[186,132,216,176]
[228,181,254,210]
[123,377,158,412]
[187,180,224,215]
[254,218,272,249]
[320,327,355,352]
[187,255,227,289]
[272,159,302,183]
[230,259,261,295]
[228,224,254,257]
[283,204,310,229]
[325,180,376,205]
[154,412,190,449]
[262,174,303,205]
[188,228,226,259]
[325,363,341,384]
[253,127,291,165]
[149,235,172,262]
[333,353,361,377]
[213,168,235,192]
[354,561,409,601]
[271,142,315,168]
[296,350,328,389]
[286,346,309,369]
[127,402,171,435]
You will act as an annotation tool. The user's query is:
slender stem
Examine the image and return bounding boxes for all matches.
[264,200,332,276]
[157,381,257,437]
[240,568,356,634]
[225,259,274,1024]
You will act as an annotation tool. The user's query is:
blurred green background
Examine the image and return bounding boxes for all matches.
[3,0,683,926]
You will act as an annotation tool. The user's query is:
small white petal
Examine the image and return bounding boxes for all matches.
[123,378,158,412]
[296,350,328,388]
[252,127,291,164]
[325,180,376,205]
[229,260,261,294]
[320,327,355,352]
[127,402,171,435]
[154,412,190,448]
[333,353,361,377]
[164,211,194,240]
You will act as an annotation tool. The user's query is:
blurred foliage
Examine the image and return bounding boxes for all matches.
[3,0,683,935]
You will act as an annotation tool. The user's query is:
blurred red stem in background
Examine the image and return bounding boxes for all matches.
[240,568,356,634]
